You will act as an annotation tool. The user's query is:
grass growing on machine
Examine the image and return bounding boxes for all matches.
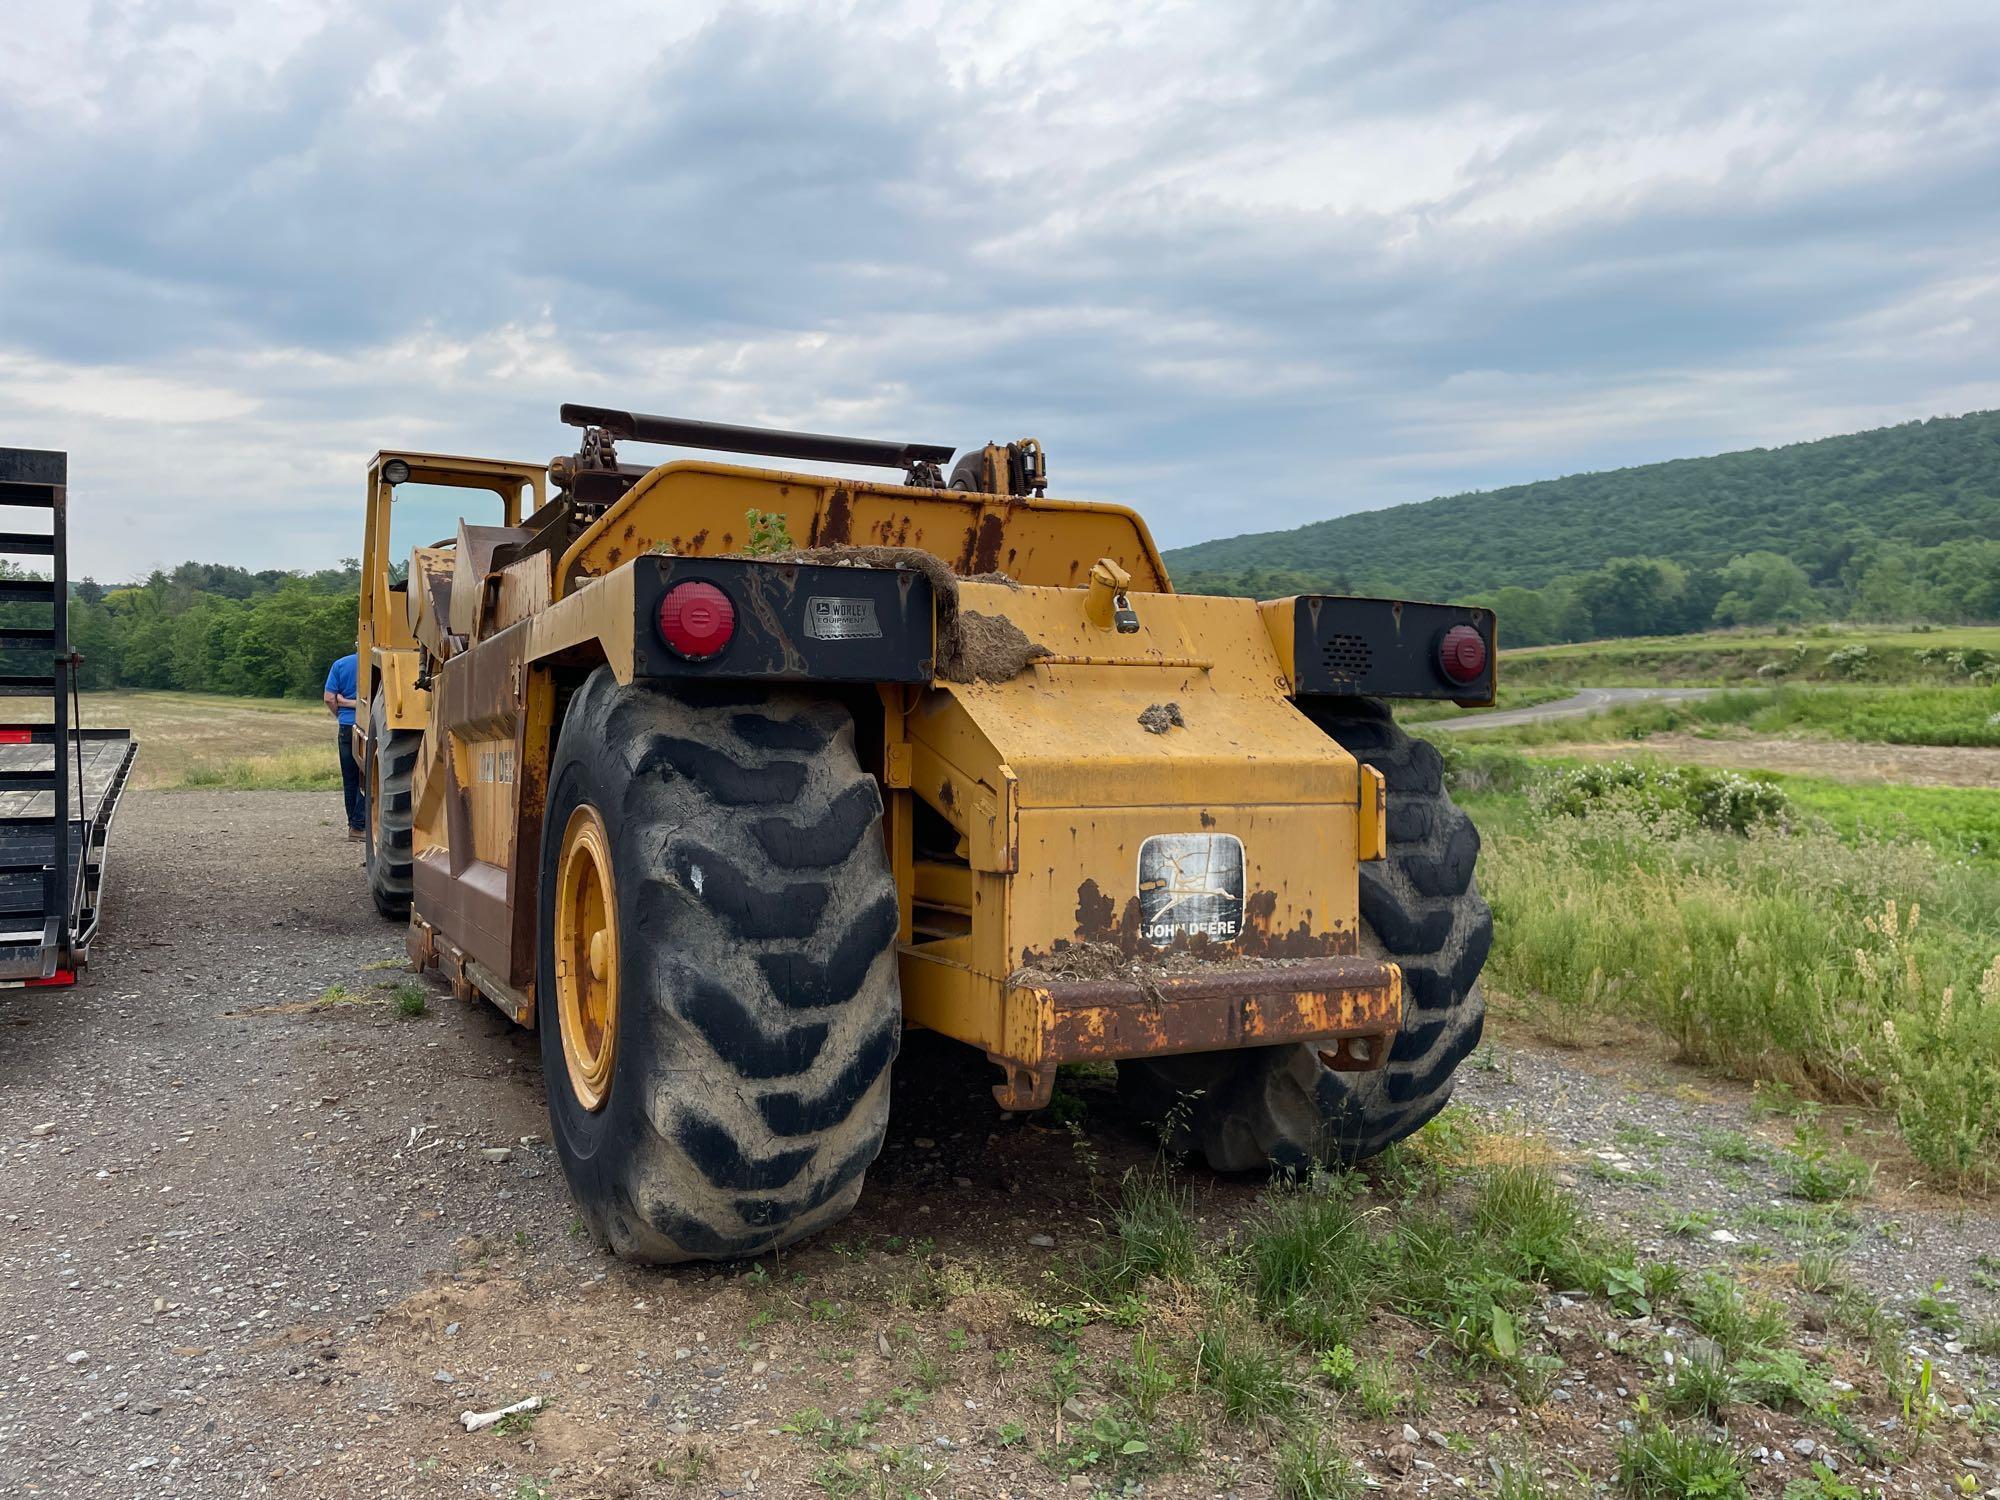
[751,1112,1978,1496]
[1455,753,2000,1190]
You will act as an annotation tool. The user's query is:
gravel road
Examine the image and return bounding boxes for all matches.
[1425,685,1720,731]
[3,791,1994,1497]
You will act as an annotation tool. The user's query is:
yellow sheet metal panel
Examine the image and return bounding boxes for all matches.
[1357,764,1387,862]
[1011,803,1361,970]
[557,460,1172,594]
[913,586,1355,812]
[524,563,636,681]
[374,647,429,731]
[901,576,1365,994]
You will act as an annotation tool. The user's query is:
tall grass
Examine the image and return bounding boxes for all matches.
[177,747,340,790]
[1470,794,2000,1188]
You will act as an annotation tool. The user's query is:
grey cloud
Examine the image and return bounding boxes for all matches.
[0,0,1996,572]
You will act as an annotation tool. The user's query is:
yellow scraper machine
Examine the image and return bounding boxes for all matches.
[0,448,138,988]
[354,406,1495,1261]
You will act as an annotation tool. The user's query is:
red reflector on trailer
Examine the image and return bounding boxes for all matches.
[26,970,75,987]
[1438,624,1488,684]
[657,581,737,660]
[0,729,31,745]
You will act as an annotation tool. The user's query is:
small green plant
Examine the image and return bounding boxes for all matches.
[1913,1279,1960,1330]
[1274,1427,1362,1499]
[1782,1129,1874,1203]
[1794,1249,1844,1294]
[1195,1318,1296,1424]
[995,1419,1027,1447]
[1057,1409,1151,1476]
[1088,1164,1199,1295]
[1615,1421,1748,1499]
[1247,1173,1371,1347]
[1493,1457,1570,1500]
[393,983,427,1018]
[1683,1272,1788,1358]
[1966,1318,2000,1355]
[1119,1331,1176,1420]
[1700,1128,1760,1164]
[492,1405,542,1436]
[1781,1464,1866,1500]
[1660,1348,1734,1419]
[511,1482,552,1500]
[1730,1347,1828,1411]
[1315,1343,1405,1417]
[652,1443,713,1484]
[741,507,796,557]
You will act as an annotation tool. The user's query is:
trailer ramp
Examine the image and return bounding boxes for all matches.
[0,448,137,986]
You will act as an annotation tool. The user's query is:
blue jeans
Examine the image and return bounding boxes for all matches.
[336,728,365,832]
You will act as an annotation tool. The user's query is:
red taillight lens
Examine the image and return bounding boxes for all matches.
[656,581,736,660]
[1438,624,1487,684]
[0,729,31,745]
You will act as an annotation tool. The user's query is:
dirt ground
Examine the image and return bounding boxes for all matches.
[4,792,1997,1498]
[1518,733,2000,787]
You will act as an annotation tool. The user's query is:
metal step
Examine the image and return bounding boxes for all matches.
[0,675,57,695]
[0,532,55,556]
[0,629,57,647]
[0,580,56,605]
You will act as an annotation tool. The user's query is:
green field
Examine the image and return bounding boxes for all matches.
[1439,683,2000,748]
[77,689,338,789]
[1500,623,2000,688]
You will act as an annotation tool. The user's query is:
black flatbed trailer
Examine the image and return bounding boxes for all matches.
[0,447,137,986]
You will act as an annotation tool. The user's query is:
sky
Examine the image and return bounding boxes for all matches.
[1,0,1996,580]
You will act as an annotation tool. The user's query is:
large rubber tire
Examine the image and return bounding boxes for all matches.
[365,692,419,919]
[1117,698,1491,1171]
[539,670,901,1263]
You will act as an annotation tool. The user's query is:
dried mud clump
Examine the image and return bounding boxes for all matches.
[748,544,1049,684]
[1010,941,1291,988]
[944,610,1052,683]
[1137,702,1185,734]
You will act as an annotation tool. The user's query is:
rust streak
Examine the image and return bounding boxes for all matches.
[970,512,1006,574]
[1074,878,1115,940]
[815,487,855,547]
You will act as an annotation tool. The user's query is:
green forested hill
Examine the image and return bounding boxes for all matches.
[1166,412,2000,640]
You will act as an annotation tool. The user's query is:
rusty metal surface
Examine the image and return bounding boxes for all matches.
[1023,957,1401,1067]
[559,460,1171,595]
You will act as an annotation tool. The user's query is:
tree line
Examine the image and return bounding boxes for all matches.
[1257,538,2000,648]
[41,561,361,700]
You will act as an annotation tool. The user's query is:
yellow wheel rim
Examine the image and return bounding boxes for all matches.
[554,804,620,1112]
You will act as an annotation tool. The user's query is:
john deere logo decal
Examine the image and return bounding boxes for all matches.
[1136,833,1245,947]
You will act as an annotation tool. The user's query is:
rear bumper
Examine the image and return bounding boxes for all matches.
[987,955,1402,1109]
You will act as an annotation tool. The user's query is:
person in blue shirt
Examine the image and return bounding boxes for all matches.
[323,652,365,840]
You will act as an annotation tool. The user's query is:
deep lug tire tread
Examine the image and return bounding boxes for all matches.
[366,692,420,920]
[1117,697,1490,1170]
[539,670,900,1263]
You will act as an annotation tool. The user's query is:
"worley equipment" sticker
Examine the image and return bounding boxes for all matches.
[804,596,883,641]
[1136,833,1245,947]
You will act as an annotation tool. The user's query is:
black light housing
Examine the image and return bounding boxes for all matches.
[382,459,412,486]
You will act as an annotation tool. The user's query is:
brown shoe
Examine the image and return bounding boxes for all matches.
[347,827,366,842]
